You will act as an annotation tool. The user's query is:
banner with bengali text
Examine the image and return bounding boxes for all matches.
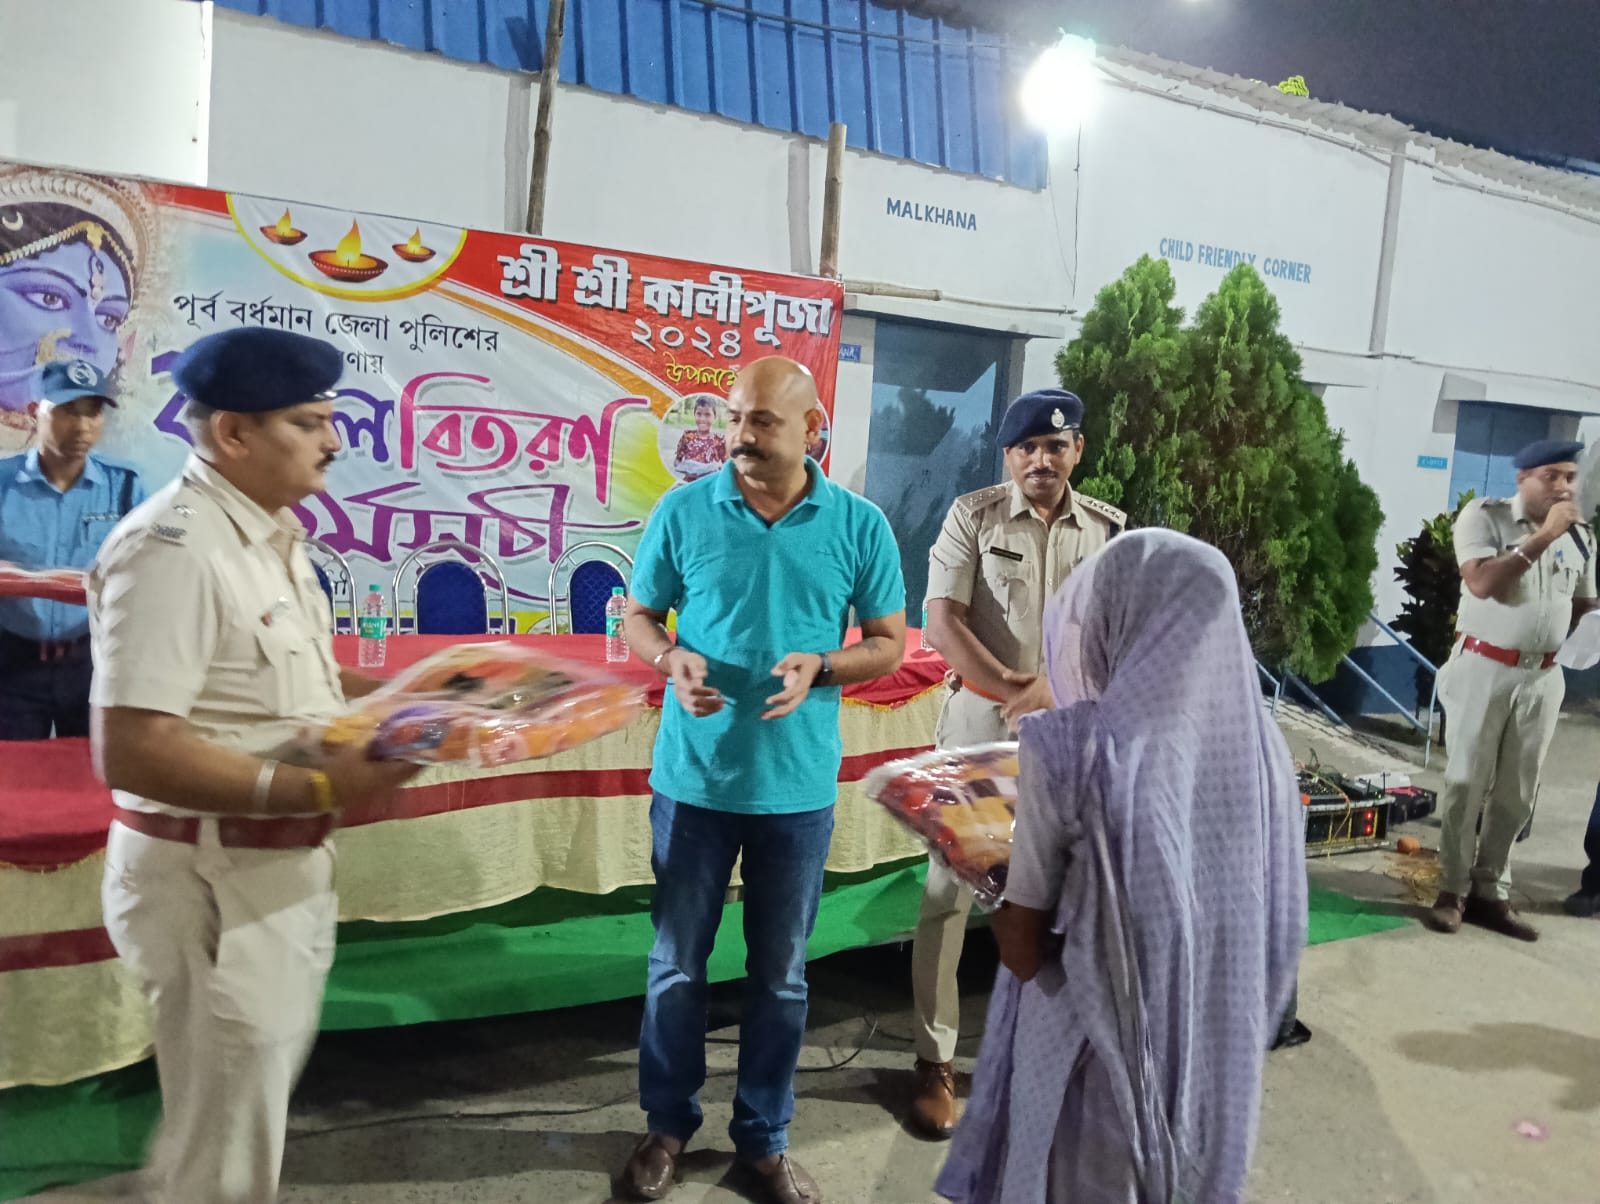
[0,159,842,628]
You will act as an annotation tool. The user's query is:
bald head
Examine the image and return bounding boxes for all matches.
[730,356,819,418]
[724,356,824,484]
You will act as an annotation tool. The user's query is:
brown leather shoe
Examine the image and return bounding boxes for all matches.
[739,1154,822,1204]
[1464,896,1540,942]
[909,1058,959,1139]
[620,1133,679,1201]
[1424,891,1466,934]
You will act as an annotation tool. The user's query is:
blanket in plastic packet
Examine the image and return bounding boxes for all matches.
[863,742,1019,909]
[319,641,646,767]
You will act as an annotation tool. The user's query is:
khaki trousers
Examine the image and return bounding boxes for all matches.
[911,687,1009,1063]
[1435,649,1565,901]
[102,820,337,1204]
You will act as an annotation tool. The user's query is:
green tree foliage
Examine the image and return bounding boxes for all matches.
[1391,492,1475,710]
[1058,255,1193,529]
[1066,260,1384,681]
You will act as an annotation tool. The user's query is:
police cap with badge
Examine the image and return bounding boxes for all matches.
[172,328,344,412]
[32,359,118,408]
[998,388,1084,449]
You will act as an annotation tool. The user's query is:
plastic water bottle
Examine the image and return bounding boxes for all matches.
[605,587,629,663]
[921,603,930,651]
[358,585,388,668]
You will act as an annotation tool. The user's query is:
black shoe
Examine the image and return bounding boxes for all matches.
[1564,891,1600,918]
[1271,1019,1313,1050]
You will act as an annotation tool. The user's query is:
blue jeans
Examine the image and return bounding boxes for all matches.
[639,793,834,1160]
[0,634,92,740]
[1580,782,1600,896]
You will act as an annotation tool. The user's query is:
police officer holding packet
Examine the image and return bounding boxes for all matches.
[89,328,419,1203]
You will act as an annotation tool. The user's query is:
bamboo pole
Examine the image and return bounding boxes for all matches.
[819,122,846,279]
[525,0,568,235]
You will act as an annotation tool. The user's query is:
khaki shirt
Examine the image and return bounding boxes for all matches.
[926,481,1124,673]
[88,455,345,818]
[1452,494,1597,654]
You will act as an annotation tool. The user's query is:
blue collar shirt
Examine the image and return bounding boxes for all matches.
[0,449,146,641]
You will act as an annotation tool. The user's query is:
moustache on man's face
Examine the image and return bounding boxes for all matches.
[732,446,766,460]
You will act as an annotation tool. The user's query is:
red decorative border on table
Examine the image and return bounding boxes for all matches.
[0,744,932,974]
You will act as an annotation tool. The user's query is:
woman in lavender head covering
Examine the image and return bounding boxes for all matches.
[936,529,1306,1204]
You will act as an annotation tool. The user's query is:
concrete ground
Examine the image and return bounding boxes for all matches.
[30,709,1600,1204]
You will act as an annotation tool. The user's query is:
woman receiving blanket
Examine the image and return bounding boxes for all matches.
[937,529,1305,1204]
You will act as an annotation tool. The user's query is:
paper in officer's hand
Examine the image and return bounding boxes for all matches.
[1557,609,1600,671]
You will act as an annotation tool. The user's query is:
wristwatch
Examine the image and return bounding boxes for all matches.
[815,651,834,687]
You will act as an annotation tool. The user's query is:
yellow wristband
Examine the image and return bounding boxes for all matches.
[308,769,337,814]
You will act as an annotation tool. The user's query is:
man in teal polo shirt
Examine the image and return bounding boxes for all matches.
[0,359,145,739]
[619,357,906,1204]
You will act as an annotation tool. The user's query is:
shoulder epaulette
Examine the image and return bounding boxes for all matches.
[1077,494,1127,531]
[955,484,1009,513]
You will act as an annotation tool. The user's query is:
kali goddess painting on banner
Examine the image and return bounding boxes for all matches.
[0,165,156,451]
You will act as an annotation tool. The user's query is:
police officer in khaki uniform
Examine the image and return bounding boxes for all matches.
[1425,438,1597,942]
[908,388,1123,1138]
[90,329,419,1203]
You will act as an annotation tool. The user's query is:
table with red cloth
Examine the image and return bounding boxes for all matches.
[0,632,948,1088]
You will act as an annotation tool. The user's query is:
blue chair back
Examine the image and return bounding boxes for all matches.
[311,564,344,634]
[568,560,626,634]
[415,561,489,634]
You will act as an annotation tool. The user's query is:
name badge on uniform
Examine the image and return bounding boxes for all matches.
[82,512,121,524]
[260,597,291,627]
[986,546,1024,562]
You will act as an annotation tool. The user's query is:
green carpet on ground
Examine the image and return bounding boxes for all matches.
[1305,886,1409,945]
[0,869,1407,1202]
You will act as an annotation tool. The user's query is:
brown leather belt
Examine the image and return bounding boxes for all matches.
[113,805,333,850]
[1460,636,1558,672]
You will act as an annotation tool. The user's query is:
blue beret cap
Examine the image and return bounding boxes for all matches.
[1512,438,1585,472]
[172,329,343,413]
[32,359,117,407]
[998,389,1084,449]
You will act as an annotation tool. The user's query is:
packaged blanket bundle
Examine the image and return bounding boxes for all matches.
[864,742,1019,909]
[319,641,645,766]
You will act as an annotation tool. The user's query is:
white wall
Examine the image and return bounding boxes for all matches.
[1387,165,1600,391]
[831,315,876,494]
[208,10,518,230]
[803,142,1073,311]
[0,0,210,184]
[1076,76,1391,354]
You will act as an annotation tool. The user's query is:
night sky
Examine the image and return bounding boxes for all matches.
[922,0,1600,166]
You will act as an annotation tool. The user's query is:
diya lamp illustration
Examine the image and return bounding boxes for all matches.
[393,228,435,263]
[260,208,307,245]
[309,221,388,282]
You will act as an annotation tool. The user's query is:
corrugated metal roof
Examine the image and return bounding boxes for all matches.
[211,0,1050,188]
